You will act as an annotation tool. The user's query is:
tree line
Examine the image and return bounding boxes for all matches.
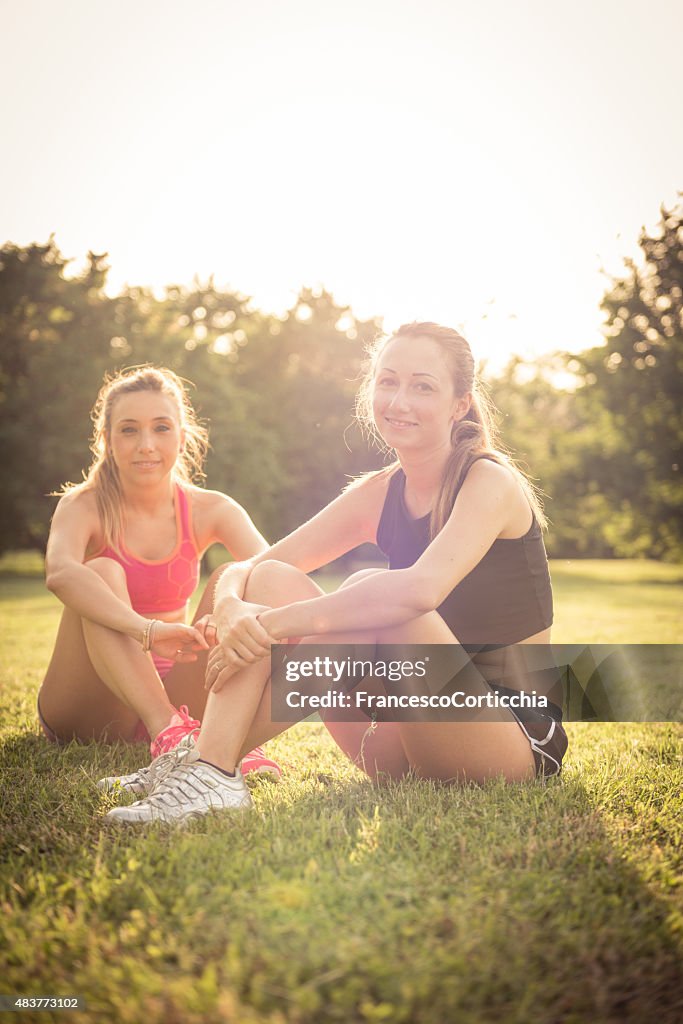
[1,200,680,561]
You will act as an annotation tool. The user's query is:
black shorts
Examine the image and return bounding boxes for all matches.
[486,682,568,778]
[468,646,569,779]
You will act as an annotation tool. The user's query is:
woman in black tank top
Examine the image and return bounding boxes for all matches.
[207,323,567,784]
[104,323,567,824]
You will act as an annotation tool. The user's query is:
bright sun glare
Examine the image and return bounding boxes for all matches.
[1,0,682,369]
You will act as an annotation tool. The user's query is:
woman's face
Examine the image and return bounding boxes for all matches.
[372,335,469,453]
[108,391,184,486]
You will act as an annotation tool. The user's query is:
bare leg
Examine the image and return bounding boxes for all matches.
[314,569,409,780]
[196,561,326,769]
[39,558,175,742]
[161,564,229,722]
[39,562,247,744]
[197,560,536,783]
[197,562,402,774]
[378,614,536,783]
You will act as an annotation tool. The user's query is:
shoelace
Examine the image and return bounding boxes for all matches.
[144,739,198,793]
[109,737,195,791]
[143,762,226,810]
[152,706,201,756]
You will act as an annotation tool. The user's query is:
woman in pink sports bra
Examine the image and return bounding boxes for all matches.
[39,366,280,776]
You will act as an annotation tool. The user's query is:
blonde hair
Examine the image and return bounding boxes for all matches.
[356,322,546,537]
[59,366,208,552]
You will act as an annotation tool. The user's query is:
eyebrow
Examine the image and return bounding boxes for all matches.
[117,416,174,424]
[380,367,439,381]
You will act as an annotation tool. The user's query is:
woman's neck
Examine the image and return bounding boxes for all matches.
[396,443,451,514]
[120,478,176,516]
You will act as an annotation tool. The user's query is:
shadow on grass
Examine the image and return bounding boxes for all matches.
[1,727,682,1023]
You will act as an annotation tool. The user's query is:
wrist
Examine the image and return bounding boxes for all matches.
[131,615,150,644]
[214,592,240,628]
[215,561,252,603]
[259,608,285,640]
[140,618,159,651]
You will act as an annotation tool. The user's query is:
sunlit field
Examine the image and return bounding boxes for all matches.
[1,560,681,1023]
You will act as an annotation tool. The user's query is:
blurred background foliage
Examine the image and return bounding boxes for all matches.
[1,200,681,560]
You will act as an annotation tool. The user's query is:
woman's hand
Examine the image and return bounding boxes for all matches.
[148,620,210,663]
[193,614,220,649]
[205,600,277,692]
[215,598,276,661]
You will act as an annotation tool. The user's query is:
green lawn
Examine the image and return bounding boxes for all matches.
[1,562,682,1023]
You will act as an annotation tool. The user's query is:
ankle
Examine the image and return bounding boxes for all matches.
[195,742,235,774]
[147,706,178,738]
[198,758,236,778]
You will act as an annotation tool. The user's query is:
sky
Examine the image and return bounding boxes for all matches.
[2,0,682,367]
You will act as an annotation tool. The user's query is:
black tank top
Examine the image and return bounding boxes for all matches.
[376,464,553,649]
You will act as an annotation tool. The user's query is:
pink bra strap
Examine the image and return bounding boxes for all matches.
[176,485,198,552]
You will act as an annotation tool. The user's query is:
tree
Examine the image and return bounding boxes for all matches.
[0,241,384,555]
[221,287,383,538]
[0,239,117,552]
[566,199,683,559]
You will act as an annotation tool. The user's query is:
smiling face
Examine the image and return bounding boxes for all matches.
[107,391,184,487]
[371,335,471,453]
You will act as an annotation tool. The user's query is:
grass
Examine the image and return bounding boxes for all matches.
[1,560,682,1023]
[549,560,683,644]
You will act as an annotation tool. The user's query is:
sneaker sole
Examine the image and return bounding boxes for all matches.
[104,802,253,827]
[97,781,147,796]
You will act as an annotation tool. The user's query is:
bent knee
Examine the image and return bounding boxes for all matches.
[87,556,129,592]
[245,559,316,603]
[209,562,231,587]
[338,567,385,590]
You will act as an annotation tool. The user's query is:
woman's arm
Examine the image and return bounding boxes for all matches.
[212,471,391,617]
[45,491,152,642]
[194,488,269,562]
[260,460,522,639]
[189,488,271,652]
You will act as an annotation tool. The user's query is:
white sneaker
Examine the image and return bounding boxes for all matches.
[104,749,252,825]
[97,734,197,797]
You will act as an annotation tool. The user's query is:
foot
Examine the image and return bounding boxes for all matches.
[97,734,197,797]
[240,746,282,780]
[149,705,200,759]
[104,749,252,825]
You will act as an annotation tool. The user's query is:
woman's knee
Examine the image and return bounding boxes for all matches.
[87,556,129,594]
[245,559,318,604]
[338,567,385,590]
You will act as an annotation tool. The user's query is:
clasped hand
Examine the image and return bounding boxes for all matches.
[149,620,211,662]
[205,600,277,693]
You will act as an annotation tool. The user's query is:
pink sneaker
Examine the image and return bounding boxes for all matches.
[150,705,201,759]
[241,746,282,780]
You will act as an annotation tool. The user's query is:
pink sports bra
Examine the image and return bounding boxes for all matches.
[87,485,200,615]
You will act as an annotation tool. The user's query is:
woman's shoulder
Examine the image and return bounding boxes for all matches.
[344,464,401,499]
[460,458,534,536]
[182,483,241,513]
[53,485,99,521]
[49,486,104,553]
[463,455,525,493]
[337,465,401,542]
[182,484,252,543]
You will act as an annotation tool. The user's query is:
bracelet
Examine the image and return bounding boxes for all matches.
[141,619,158,653]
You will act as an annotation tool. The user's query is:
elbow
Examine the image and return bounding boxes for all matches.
[402,571,441,617]
[412,591,440,617]
[45,569,62,594]
[45,566,68,596]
